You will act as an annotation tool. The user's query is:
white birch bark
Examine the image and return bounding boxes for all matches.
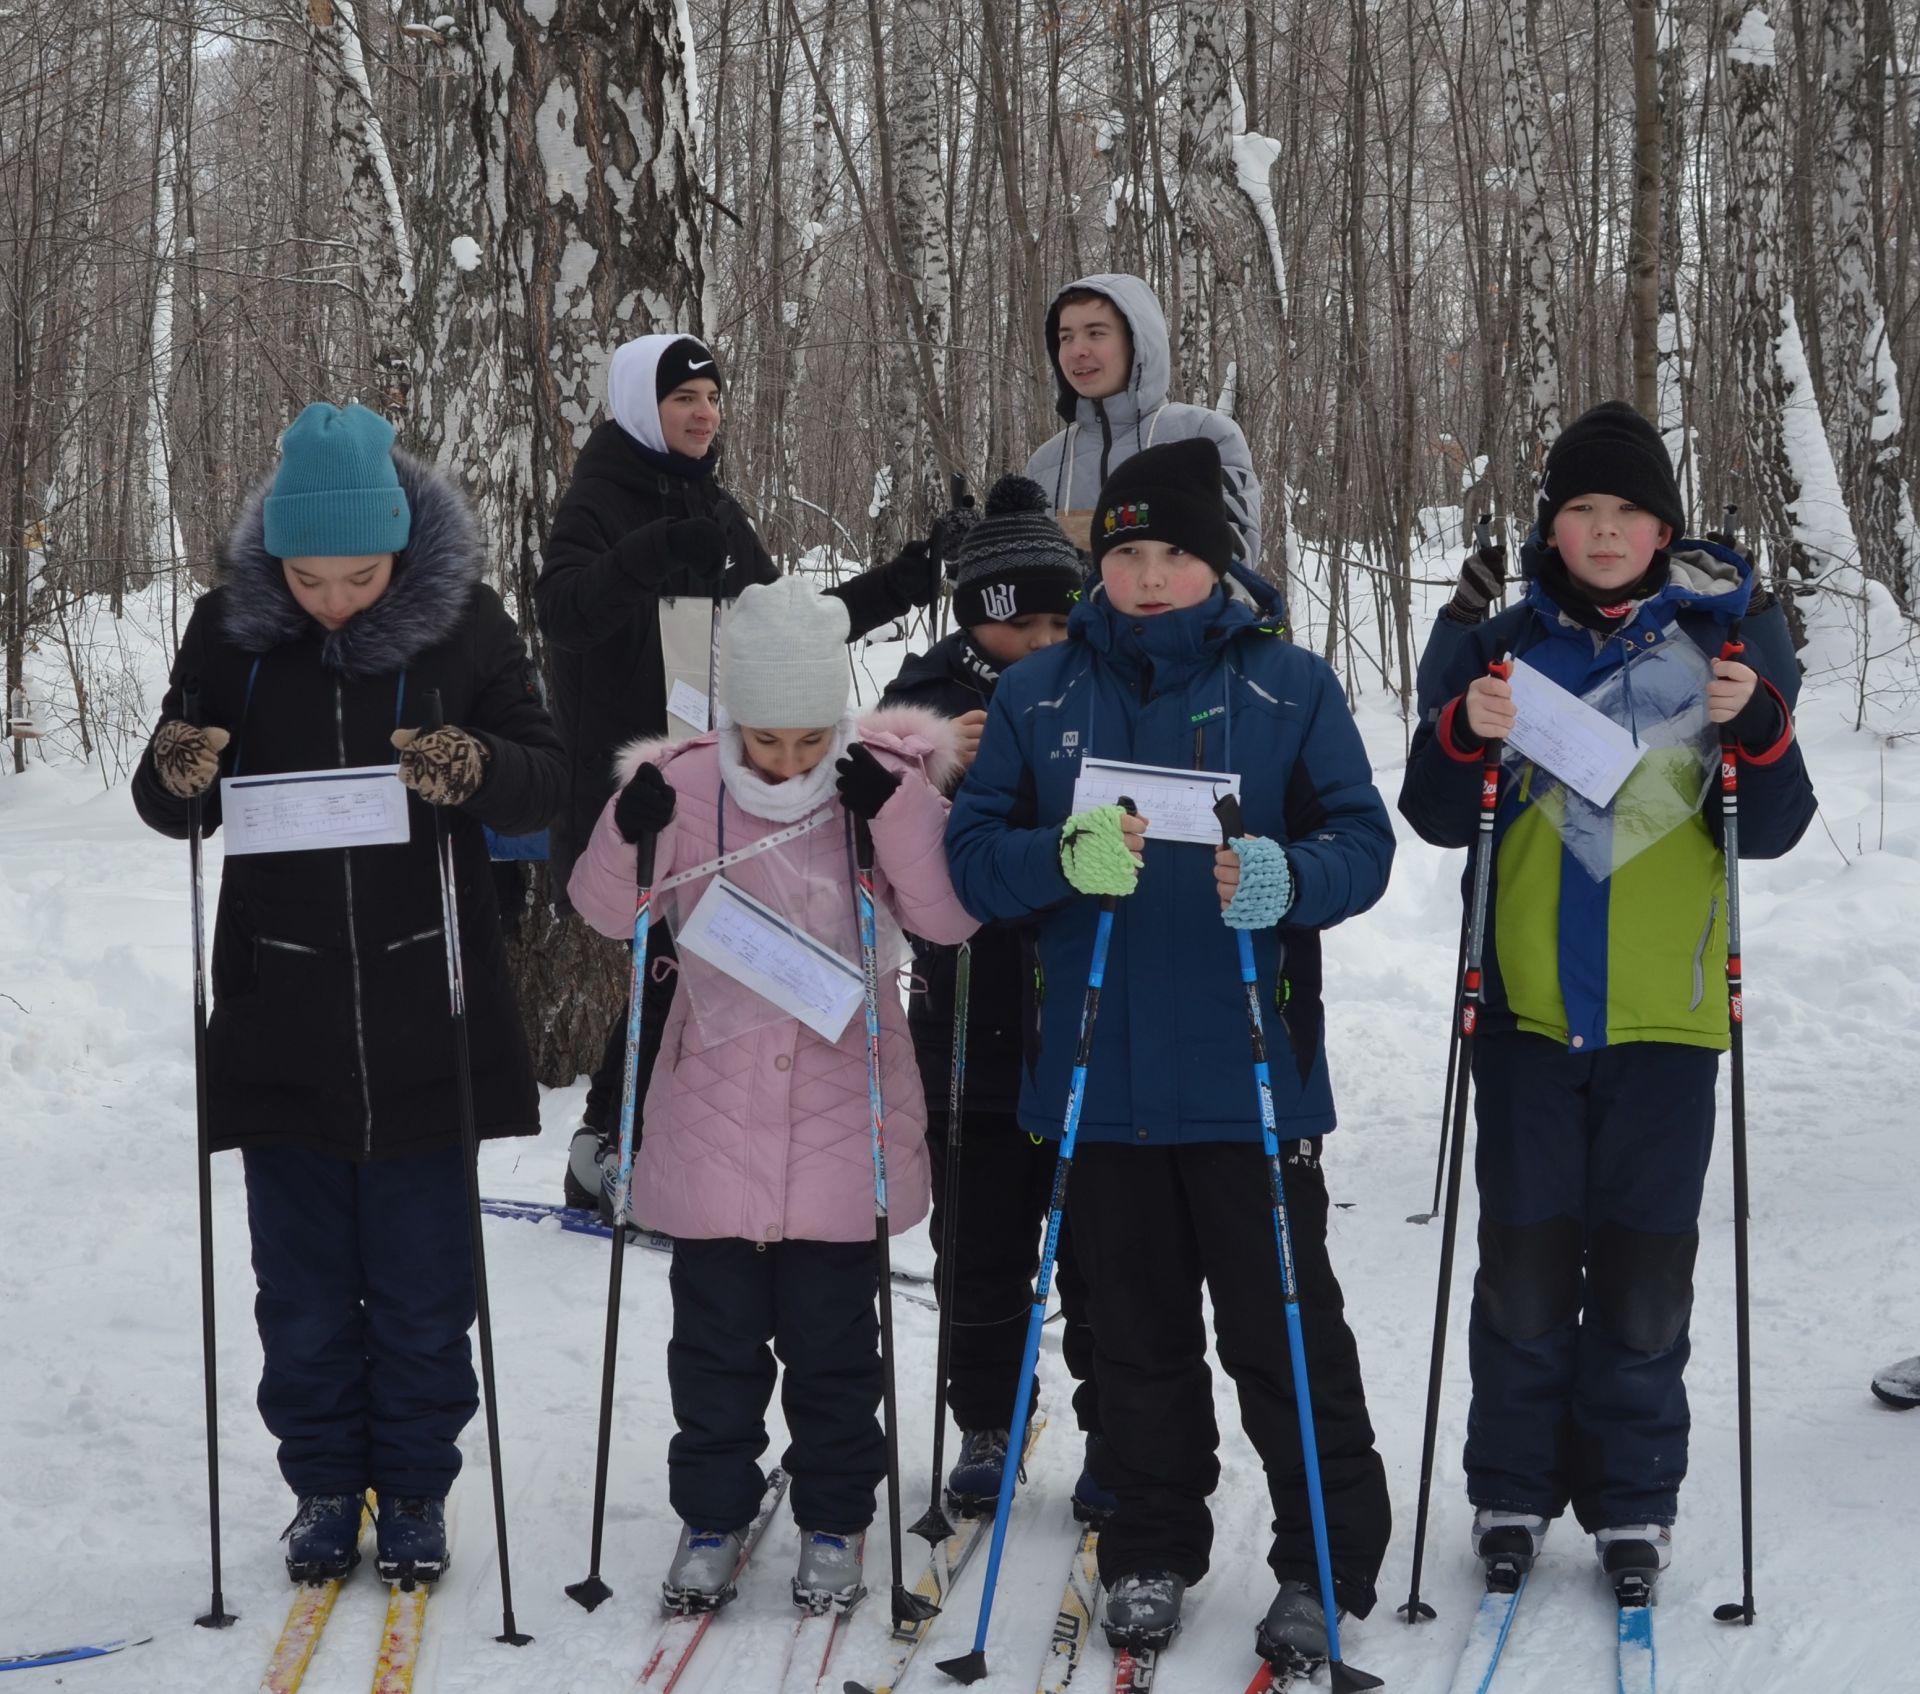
[1726,3,1858,591]
[1498,0,1561,484]
[1824,0,1918,602]
[305,0,417,413]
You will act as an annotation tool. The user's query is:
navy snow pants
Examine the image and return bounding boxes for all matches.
[1465,1032,1719,1530]
[242,1143,477,1499]
[666,1238,885,1536]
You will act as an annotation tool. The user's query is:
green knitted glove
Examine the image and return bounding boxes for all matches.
[1059,805,1139,897]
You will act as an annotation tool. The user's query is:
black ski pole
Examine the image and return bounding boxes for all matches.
[1216,797,1382,1694]
[909,941,972,1547]
[567,827,659,1611]
[1711,623,1757,1629]
[1407,905,1468,1225]
[1400,652,1510,1626]
[852,814,940,1632]
[183,681,237,1632]
[419,690,532,1646]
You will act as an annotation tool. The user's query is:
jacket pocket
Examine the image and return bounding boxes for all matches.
[1688,896,1719,1011]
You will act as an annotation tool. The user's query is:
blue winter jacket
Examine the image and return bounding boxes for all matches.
[945,577,1394,1144]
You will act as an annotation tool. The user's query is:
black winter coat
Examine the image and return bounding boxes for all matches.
[883,633,1034,1120]
[132,455,565,1161]
[535,421,929,897]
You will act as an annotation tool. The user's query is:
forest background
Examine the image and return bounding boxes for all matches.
[3,0,1917,1073]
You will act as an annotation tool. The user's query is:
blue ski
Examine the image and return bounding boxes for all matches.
[1,1636,150,1673]
[1441,1575,1527,1694]
[1616,1600,1655,1694]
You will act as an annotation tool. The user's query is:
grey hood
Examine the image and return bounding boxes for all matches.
[1045,272,1171,426]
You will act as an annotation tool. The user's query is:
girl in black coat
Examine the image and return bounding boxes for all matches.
[133,402,564,1587]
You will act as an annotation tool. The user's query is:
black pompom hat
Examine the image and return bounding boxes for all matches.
[952,475,1086,627]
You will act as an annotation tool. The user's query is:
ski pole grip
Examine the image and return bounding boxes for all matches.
[1720,618,1745,663]
[1473,512,1494,555]
[421,689,446,734]
[855,813,876,873]
[182,678,202,730]
[1214,792,1244,844]
[635,832,657,889]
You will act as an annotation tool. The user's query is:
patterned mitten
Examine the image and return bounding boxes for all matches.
[390,725,490,806]
[1059,805,1140,897]
[152,721,231,798]
[1222,835,1293,929]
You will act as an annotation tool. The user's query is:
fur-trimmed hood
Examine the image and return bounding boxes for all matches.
[612,700,965,793]
[219,449,484,677]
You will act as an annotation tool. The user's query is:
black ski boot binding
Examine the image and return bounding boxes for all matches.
[1480,1526,1536,1594]
[1604,1539,1661,1609]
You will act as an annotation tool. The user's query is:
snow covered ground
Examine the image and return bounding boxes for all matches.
[3,557,1917,1692]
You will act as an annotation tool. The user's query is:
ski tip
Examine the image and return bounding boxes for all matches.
[933,1648,989,1684]
[1712,1599,1756,1625]
[1329,1661,1387,1694]
[565,1575,614,1613]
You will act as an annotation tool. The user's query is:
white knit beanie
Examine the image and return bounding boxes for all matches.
[720,576,851,729]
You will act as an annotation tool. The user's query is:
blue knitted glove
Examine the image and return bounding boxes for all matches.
[1222,835,1293,929]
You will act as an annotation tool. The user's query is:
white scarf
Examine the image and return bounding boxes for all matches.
[716,717,853,825]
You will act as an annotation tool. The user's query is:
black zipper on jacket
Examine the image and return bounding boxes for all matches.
[336,678,375,1153]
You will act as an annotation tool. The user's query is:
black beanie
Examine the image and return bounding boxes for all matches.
[1537,401,1685,538]
[1091,438,1237,574]
[952,475,1085,626]
[654,335,722,403]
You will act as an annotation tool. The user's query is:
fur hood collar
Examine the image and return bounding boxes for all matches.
[219,450,483,677]
[612,701,965,794]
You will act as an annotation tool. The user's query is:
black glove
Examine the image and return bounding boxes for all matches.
[614,762,677,843]
[1446,541,1507,623]
[929,499,980,582]
[883,540,942,609]
[664,518,731,596]
[834,742,902,822]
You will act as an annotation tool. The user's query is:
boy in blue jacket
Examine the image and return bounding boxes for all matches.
[1399,401,1816,1596]
[946,438,1394,1664]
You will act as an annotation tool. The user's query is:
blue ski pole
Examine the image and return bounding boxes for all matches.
[936,802,1134,1686]
[1216,796,1382,1694]
[566,823,658,1612]
[854,814,941,1631]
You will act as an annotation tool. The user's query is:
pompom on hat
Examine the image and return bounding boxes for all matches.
[951,475,1085,626]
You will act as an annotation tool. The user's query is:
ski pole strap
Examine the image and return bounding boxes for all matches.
[651,807,833,894]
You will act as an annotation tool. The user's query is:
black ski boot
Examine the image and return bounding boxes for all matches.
[376,1497,449,1587]
[1596,1524,1671,1608]
[1472,1508,1547,1593]
[283,1492,364,1584]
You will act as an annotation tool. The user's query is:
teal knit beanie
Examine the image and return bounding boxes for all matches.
[263,403,412,559]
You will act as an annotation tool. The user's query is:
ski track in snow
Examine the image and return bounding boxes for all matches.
[3,569,1917,1693]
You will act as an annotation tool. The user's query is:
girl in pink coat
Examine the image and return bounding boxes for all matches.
[568,575,976,1615]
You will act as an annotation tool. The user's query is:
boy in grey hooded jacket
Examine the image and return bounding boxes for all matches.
[1024,272,1262,568]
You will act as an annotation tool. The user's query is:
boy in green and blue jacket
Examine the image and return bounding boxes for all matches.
[1399,401,1816,1590]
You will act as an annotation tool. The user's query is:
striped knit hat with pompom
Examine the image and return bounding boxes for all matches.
[952,475,1086,627]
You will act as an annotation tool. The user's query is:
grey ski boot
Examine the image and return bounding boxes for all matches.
[661,1524,746,1614]
[1255,1580,1331,1674]
[1103,1571,1186,1651]
[792,1529,867,1614]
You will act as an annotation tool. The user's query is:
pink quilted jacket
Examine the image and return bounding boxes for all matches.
[567,704,977,1244]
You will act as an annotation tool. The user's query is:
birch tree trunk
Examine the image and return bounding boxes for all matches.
[1824,0,1919,603]
[1725,1,1853,617]
[1499,0,1561,493]
[305,0,417,414]
[1655,0,1695,510]
[1629,0,1661,420]
[480,0,708,1084]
